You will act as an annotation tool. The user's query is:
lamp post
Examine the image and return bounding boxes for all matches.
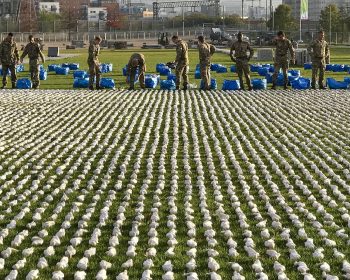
[329,5,332,44]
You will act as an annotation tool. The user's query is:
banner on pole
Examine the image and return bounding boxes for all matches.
[300,0,308,20]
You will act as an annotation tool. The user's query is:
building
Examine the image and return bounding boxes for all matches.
[39,2,60,14]
[0,0,20,18]
[248,5,266,19]
[88,7,107,21]
[283,0,349,21]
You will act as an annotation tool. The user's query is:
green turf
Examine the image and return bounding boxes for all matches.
[12,46,350,89]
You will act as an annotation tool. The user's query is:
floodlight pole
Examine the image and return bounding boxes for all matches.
[329,5,332,44]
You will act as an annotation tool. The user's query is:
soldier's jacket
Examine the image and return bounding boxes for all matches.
[20,42,44,61]
[307,39,330,61]
[127,53,146,75]
[230,41,254,60]
[198,42,215,64]
[88,42,100,64]
[0,38,19,65]
[273,39,295,60]
[175,39,189,65]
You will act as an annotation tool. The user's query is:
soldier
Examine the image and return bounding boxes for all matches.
[87,36,102,90]
[230,32,254,90]
[271,31,295,90]
[126,53,146,90]
[0,33,19,89]
[20,35,45,89]
[197,35,216,90]
[307,30,330,89]
[171,35,189,90]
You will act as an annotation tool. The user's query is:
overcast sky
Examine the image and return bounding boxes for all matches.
[221,0,283,12]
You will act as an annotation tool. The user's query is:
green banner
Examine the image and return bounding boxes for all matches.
[300,0,308,20]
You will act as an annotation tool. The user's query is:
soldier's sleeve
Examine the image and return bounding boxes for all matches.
[175,44,182,63]
[230,43,235,57]
[38,46,45,63]
[325,42,330,63]
[288,41,295,60]
[0,43,3,62]
[209,44,216,56]
[20,45,28,60]
[126,59,132,76]
[14,43,20,61]
[247,42,254,59]
[307,41,313,56]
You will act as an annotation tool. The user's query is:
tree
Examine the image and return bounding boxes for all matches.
[319,4,341,32]
[38,11,62,32]
[267,4,296,31]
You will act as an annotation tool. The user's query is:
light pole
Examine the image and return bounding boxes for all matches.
[329,5,332,44]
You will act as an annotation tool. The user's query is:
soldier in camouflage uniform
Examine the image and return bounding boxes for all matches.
[126,53,146,90]
[271,31,295,90]
[230,32,254,90]
[0,33,19,89]
[87,36,102,90]
[307,30,330,89]
[172,35,189,90]
[198,35,216,90]
[20,35,45,89]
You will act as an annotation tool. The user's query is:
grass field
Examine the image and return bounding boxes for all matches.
[1,89,350,280]
[10,46,350,90]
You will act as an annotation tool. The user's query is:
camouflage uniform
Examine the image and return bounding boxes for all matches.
[272,39,295,88]
[87,42,101,89]
[307,39,330,89]
[230,40,254,90]
[174,39,189,90]
[20,42,45,88]
[198,42,215,90]
[0,38,19,88]
[127,53,146,90]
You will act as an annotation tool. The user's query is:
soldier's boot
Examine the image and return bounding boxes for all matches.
[1,80,6,89]
[89,85,94,90]
[311,80,316,89]
[247,85,253,91]
[239,79,245,90]
[319,80,326,89]
[283,82,288,90]
[271,82,276,90]
[182,84,188,91]
[12,82,16,89]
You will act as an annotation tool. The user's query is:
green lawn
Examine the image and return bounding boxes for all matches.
[13,46,350,89]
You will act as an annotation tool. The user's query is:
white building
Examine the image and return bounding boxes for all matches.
[39,2,60,14]
[88,7,107,22]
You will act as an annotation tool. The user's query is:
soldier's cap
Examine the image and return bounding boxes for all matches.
[95,36,102,41]
[237,32,242,36]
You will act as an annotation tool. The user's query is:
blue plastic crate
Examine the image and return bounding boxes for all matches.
[160,79,176,90]
[73,70,87,79]
[55,67,69,75]
[252,78,267,90]
[73,78,89,88]
[100,78,115,89]
[222,80,240,90]
[327,78,349,89]
[145,74,160,89]
[68,63,80,70]
[16,78,32,89]
[40,70,47,80]
[291,77,310,90]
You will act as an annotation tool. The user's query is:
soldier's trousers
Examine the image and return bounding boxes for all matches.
[311,58,326,87]
[88,62,101,88]
[29,59,40,88]
[200,63,210,90]
[129,68,145,89]
[2,64,17,86]
[175,63,189,89]
[236,60,251,89]
[272,58,289,85]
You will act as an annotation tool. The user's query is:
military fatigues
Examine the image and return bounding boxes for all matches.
[87,42,101,89]
[230,41,254,90]
[175,39,189,90]
[0,38,19,88]
[20,42,45,89]
[198,42,215,90]
[127,53,146,90]
[272,39,295,88]
[307,39,330,89]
